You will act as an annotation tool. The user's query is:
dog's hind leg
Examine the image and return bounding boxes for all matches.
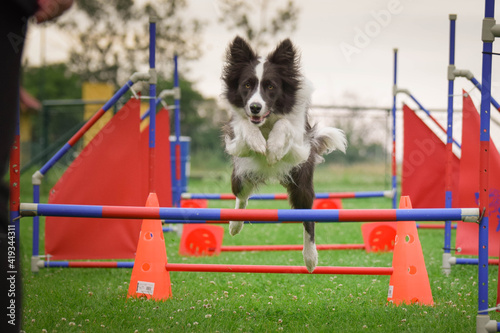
[229,171,255,236]
[284,164,317,273]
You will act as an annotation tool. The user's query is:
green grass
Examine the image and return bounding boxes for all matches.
[18,163,499,332]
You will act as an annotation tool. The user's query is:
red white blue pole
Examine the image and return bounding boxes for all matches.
[39,261,393,275]
[182,190,393,200]
[19,202,479,223]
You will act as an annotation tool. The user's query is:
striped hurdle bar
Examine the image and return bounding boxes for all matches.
[20,203,479,222]
[38,262,390,275]
[181,190,394,200]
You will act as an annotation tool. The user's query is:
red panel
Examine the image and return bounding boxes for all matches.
[401,104,460,208]
[46,99,143,260]
[45,103,173,260]
[455,92,500,256]
[140,108,173,208]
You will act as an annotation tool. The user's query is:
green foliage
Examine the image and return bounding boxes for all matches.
[57,0,204,86]
[218,0,300,52]
[22,63,82,100]
[21,64,85,168]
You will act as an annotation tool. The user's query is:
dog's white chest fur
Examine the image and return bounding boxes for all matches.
[224,86,312,183]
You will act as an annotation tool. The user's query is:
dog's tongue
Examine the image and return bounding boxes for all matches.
[250,110,271,124]
[251,116,264,124]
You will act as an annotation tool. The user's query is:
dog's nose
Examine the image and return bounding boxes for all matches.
[249,103,262,114]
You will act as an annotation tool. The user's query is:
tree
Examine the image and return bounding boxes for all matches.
[22,63,82,100]
[217,0,300,52]
[55,0,204,86]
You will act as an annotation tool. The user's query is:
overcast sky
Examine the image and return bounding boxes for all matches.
[23,0,500,142]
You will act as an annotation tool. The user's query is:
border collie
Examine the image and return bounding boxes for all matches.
[221,36,347,273]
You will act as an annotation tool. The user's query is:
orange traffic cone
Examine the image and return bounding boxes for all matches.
[387,196,433,305]
[127,192,172,300]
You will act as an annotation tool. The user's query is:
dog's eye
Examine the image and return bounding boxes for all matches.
[267,84,274,90]
[244,83,251,89]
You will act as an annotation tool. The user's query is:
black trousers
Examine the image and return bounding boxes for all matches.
[1,1,38,332]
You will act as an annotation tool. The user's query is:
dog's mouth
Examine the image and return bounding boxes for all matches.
[250,110,271,125]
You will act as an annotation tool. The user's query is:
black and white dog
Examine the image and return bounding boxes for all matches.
[221,36,347,272]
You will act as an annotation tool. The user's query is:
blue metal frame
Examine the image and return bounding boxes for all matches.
[478,0,495,317]
[148,17,157,193]
[444,14,456,266]
[391,49,398,209]
[173,55,182,207]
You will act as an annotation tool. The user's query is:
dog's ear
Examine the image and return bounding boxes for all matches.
[267,39,298,66]
[227,36,257,63]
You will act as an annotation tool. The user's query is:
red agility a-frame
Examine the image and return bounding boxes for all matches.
[401,104,460,208]
[45,98,172,260]
[455,92,500,256]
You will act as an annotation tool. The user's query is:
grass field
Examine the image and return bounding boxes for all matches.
[17,162,500,332]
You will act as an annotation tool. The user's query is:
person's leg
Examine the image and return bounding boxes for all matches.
[0,2,38,331]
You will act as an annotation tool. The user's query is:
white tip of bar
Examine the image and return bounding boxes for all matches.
[20,203,38,216]
[383,190,395,199]
[461,208,480,222]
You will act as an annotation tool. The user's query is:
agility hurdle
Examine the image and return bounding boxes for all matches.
[19,203,479,222]
[35,262,390,274]
[22,202,477,272]
[220,244,366,252]
[164,264,393,275]
[19,195,459,306]
[182,190,394,200]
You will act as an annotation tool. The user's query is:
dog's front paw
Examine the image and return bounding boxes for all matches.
[303,245,318,273]
[229,221,244,236]
[267,140,290,165]
[246,133,266,155]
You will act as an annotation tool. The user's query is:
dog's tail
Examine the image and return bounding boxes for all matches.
[312,126,347,156]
